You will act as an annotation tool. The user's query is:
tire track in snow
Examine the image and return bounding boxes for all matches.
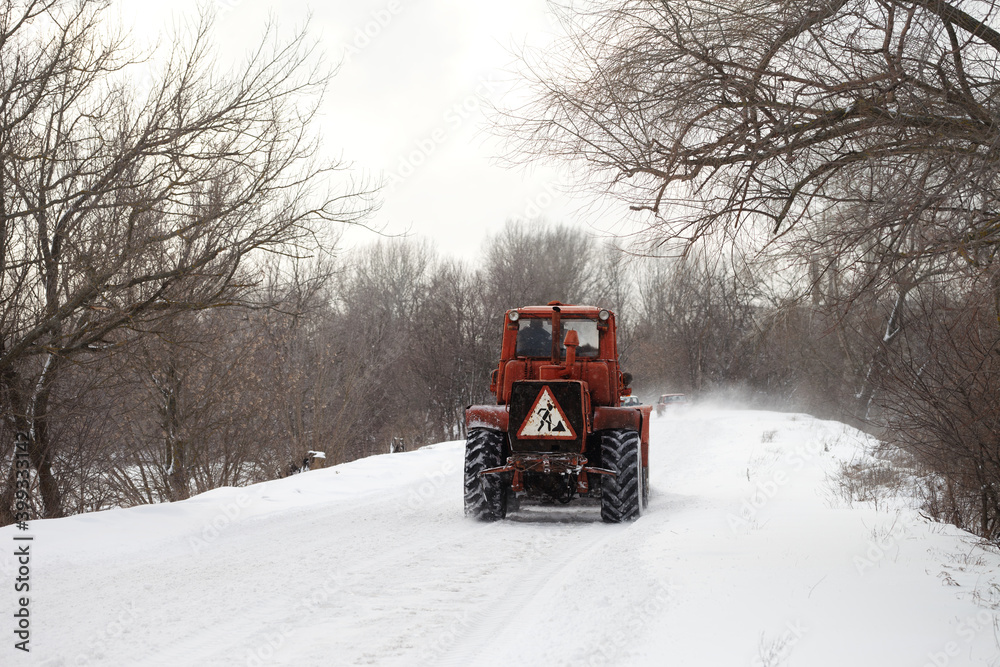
[94,462,477,666]
[430,515,630,667]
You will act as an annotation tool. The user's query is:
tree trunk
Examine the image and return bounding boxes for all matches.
[157,361,190,501]
[27,432,62,518]
[0,432,23,526]
[27,355,64,518]
[0,360,64,521]
[167,438,189,501]
[856,286,911,419]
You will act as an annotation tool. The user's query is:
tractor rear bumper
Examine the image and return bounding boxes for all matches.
[481,452,614,494]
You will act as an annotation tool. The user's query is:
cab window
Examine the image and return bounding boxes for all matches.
[515,318,553,357]
[515,317,600,358]
[561,320,600,358]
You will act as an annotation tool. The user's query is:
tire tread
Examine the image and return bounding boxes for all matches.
[464,428,507,521]
[600,429,642,523]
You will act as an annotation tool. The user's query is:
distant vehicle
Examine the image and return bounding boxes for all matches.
[656,393,688,417]
[620,395,641,407]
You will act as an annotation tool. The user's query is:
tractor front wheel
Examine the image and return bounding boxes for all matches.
[464,428,508,521]
[600,429,643,523]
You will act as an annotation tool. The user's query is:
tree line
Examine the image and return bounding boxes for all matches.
[0,200,904,523]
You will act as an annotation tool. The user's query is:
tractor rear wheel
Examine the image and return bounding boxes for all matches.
[464,428,508,521]
[600,429,643,523]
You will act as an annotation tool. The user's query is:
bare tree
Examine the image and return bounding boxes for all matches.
[502,0,1000,290]
[409,259,498,442]
[0,1,373,522]
[326,240,436,459]
[631,250,758,395]
[481,220,599,310]
[877,279,1000,538]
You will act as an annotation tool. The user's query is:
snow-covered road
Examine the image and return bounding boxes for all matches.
[5,408,1000,666]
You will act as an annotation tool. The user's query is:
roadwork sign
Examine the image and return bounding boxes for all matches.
[517,386,577,440]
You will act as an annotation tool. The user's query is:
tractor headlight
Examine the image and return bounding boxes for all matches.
[508,311,520,322]
[598,309,610,321]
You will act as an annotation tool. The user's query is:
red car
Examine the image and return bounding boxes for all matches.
[655,393,688,417]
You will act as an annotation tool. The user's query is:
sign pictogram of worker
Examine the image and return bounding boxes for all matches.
[517,386,577,439]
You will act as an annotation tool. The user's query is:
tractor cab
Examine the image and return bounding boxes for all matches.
[489,303,627,410]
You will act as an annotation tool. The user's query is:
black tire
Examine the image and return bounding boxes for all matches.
[600,429,643,523]
[464,428,508,521]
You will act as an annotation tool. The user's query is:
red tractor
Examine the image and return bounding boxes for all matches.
[464,303,651,523]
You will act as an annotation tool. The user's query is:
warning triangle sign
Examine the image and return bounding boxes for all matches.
[517,386,577,440]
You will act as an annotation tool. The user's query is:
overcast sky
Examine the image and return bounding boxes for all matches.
[118,0,608,258]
